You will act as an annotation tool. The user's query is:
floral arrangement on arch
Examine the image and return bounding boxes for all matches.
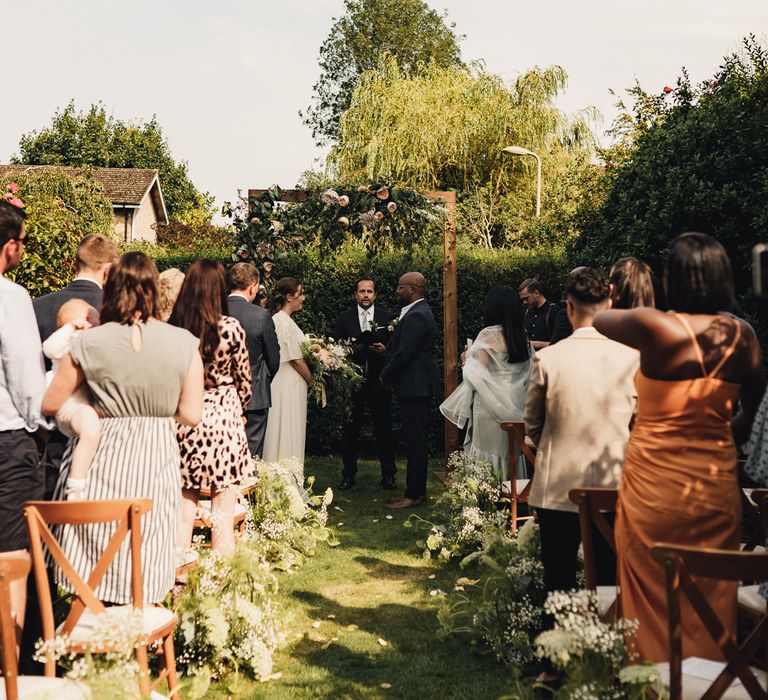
[3,182,25,209]
[225,183,447,269]
[301,334,363,411]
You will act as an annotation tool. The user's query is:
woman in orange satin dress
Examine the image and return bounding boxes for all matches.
[594,233,765,662]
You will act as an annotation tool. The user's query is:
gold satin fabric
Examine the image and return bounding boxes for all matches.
[615,370,740,662]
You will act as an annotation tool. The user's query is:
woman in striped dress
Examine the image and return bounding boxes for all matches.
[43,252,204,604]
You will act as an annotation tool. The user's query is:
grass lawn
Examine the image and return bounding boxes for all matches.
[208,455,514,699]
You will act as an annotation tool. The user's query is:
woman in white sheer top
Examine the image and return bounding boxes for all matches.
[440,286,532,480]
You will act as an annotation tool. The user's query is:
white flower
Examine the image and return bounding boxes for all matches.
[321,189,339,205]
[322,488,333,506]
[619,664,660,685]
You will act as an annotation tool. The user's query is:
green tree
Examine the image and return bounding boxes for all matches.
[331,58,597,248]
[571,36,768,293]
[13,102,213,222]
[302,0,463,146]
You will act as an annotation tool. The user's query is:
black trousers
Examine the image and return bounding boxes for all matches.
[341,384,396,480]
[399,397,430,499]
[536,507,616,596]
[245,408,269,458]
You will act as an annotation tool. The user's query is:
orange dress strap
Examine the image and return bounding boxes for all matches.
[674,313,706,377]
[708,319,742,379]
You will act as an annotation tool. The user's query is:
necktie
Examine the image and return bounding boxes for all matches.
[362,310,370,332]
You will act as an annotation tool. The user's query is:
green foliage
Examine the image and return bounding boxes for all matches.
[572,35,768,292]
[302,0,463,145]
[151,240,568,454]
[0,170,115,297]
[14,101,213,221]
[155,220,235,254]
[331,58,597,247]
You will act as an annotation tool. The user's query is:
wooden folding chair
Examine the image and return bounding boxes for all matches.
[500,421,535,533]
[568,487,618,620]
[24,499,180,699]
[652,543,768,699]
[0,552,90,700]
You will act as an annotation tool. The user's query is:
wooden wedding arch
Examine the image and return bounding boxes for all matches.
[247,188,460,458]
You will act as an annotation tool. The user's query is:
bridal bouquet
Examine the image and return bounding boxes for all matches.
[301,334,363,409]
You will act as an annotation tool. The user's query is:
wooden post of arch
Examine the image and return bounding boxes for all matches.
[247,187,460,461]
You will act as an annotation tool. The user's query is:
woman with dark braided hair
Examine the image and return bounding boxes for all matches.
[262,277,312,480]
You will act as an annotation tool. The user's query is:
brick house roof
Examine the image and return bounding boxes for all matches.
[0,164,168,223]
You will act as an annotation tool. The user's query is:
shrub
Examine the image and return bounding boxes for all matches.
[0,170,115,298]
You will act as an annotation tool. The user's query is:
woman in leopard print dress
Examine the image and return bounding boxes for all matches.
[170,259,252,555]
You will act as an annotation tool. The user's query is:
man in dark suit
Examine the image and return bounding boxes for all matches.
[381,272,440,509]
[32,234,116,477]
[33,234,117,355]
[227,263,281,457]
[332,277,396,491]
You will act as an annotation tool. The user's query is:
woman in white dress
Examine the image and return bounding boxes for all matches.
[440,286,532,481]
[263,277,313,477]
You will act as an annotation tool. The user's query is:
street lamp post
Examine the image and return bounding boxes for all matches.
[502,146,541,217]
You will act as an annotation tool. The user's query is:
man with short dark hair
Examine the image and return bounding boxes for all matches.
[227,262,280,457]
[381,272,440,509]
[34,233,117,352]
[522,280,557,350]
[524,267,638,599]
[332,277,396,491]
[0,200,48,650]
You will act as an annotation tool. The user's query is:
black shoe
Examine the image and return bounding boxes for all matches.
[380,476,397,490]
[339,478,355,491]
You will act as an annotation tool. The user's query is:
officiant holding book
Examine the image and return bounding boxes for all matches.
[332,277,396,491]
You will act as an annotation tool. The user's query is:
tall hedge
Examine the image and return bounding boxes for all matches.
[155,242,567,455]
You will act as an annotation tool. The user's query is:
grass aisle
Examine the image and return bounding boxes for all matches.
[244,456,512,700]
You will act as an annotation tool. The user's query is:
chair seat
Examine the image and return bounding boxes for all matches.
[0,676,91,699]
[195,500,248,528]
[200,477,259,499]
[738,584,767,615]
[57,604,177,645]
[656,659,768,699]
[596,585,617,618]
[501,479,530,498]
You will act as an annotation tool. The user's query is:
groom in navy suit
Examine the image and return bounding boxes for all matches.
[381,272,440,509]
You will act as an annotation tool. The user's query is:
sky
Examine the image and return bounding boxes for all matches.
[3,1,767,214]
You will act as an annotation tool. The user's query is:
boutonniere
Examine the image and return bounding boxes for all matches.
[387,317,400,333]
[369,320,379,333]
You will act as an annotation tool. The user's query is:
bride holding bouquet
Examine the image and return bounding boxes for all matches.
[263,277,312,469]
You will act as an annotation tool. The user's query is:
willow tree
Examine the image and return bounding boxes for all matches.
[330,58,598,247]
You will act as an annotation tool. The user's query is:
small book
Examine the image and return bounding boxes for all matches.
[356,330,376,346]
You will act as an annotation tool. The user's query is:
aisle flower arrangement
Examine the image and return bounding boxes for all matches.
[301,334,363,411]
[438,520,545,668]
[535,590,661,699]
[174,542,284,695]
[246,457,338,571]
[406,451,508,560]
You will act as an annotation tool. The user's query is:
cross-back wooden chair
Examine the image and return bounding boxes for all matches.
[568,487,618,620]
[651,543,768,699]
[0,552,90,700]
[24,499,179,699]
[500,421,535,533]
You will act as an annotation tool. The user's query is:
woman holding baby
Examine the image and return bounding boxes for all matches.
[42,252,204,604]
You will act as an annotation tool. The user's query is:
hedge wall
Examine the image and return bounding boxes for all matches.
[155,242,568,457]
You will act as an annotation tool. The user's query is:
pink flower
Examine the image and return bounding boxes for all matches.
[376,186,390,201]
[357,185,368,193]
[7,182,19,194]
[338,195,350,207]
[374,211,385,222]
[9,197,24,208]
[239,249,250,259]
[387,201,397,213]
[663,86,673,94]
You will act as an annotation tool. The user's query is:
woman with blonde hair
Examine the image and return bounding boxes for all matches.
[158,267,185,321]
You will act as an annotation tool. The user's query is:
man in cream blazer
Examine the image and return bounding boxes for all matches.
[524,267,639,598]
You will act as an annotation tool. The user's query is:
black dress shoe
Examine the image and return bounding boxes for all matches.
[339,478,355,491]
[380,476,397,490]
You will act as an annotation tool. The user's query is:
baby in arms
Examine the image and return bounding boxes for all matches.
[42,298,101,500]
